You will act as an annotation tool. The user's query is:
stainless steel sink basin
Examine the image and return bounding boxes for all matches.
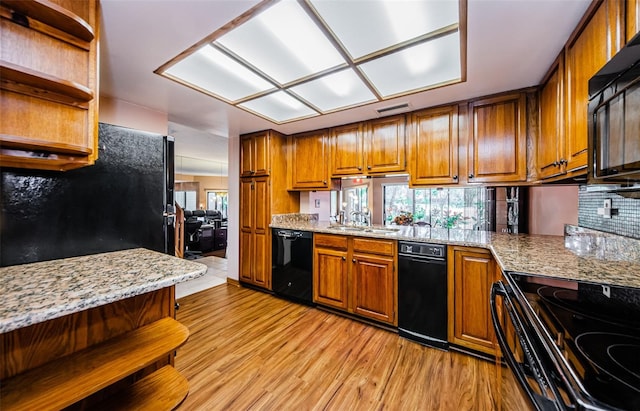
[363,228,400,234]
[326,225,365,231]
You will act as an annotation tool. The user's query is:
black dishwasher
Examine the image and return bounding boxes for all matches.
[398,241,448,350]
[271,229,314,305]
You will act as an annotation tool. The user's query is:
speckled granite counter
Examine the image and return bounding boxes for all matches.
[271,219,640,290]
[0,248,207,333]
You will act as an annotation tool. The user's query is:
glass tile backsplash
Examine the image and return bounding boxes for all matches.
[578,187,640,239]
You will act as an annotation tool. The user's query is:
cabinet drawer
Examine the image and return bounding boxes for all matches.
[315,233,348,250]
[352,237,395,256]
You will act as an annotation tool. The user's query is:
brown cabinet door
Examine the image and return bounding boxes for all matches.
[565,0,623,173]
[468,93,527,183]
[365,115,406,174]
[409,105,459,186]
[538,56,565,179]
[253,177,269,233]
[240,179,253,231]
[253,231,270,288]
[253,132,270,176]
[628,0,640,42]
[239,230,253,282]
[313,247,349,310]
[290,131,330,189]
[331,123,364,176]
[448,246,497,355]
[240,136,254,177]
[351,252,396,325]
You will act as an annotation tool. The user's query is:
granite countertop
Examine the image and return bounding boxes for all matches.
[271,219,640,290]
[0,248,207,333]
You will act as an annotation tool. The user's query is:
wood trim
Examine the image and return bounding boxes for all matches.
[226,277,241,287]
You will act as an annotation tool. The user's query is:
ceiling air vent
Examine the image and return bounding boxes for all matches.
[376,102,410,116]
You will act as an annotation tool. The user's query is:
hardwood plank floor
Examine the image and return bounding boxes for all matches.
[174,284,513,411]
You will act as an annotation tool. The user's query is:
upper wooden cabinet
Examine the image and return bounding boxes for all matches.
[409,105,460,186]
[289,130,334,190]
[468,93,528,183]
[331,115,406,177]
[538,54,567,180]
[331,123,365,176]
[564,0,624,174]
[0,0,99,171]
[627,0,640,42]
[448,246,498,356]
[365,115,407,174]
[240,130,271,177]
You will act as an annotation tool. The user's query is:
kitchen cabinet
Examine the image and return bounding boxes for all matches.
[313,233,397,326]
[289,130,337,191]
[538,54,566,180]
[628,0,640,41]
[448,246,498,356]
[240,130,270,177]
[409,105,460,186]
[330,115,406,177]
[468,93,528,183]
[240,130,298,290]
[564,0,624,174]
[0,0,99,171]
[331,123,365,176]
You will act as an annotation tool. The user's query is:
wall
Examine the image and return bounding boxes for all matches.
[528,185,579,236]
[299,191,331,221]
[227,134,240,281]
[99,96,168,134]
[578,188,640,239]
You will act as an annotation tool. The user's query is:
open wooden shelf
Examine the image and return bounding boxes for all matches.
[1,317,189,411]
[0,60,94,108]
[94,366,189,411]
[2,0,94,42]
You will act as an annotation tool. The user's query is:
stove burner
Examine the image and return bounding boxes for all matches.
[536,286,640,329]
[575,332,640,393]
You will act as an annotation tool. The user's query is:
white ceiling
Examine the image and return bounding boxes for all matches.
[99,0,592,174]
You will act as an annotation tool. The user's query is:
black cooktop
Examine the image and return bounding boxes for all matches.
[518,276,640,410]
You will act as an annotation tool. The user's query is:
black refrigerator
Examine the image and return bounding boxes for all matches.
[0,123,175,267]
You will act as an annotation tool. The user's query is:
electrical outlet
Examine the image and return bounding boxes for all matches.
[597,199,613,219]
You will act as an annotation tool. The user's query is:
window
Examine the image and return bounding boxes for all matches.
[339,183,369,223]
[383,185,490,230]
[207,191,228,218]
[175,190,197,211]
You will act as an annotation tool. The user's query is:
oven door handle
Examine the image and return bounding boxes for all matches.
[490,281,564,411]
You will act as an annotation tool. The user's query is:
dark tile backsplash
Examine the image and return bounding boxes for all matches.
[578,187,640,239]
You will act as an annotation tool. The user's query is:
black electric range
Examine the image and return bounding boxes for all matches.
[492,273,640,410]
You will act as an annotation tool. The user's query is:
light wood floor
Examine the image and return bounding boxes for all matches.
[175,284,508,411]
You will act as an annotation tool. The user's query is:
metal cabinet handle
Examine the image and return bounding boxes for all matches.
[468,173,474,179]
[452,175,458,180]
[367,165,372,170]
[559,158,567,165]
[552,161,559,167]
[357,166,362,171]
[323,180,327,184]
[342,256,346,261]
[352,258,356,263]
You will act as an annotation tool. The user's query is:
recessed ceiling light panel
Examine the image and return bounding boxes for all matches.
[309,0,459,59]
[289,68,377,112]
[239,90,318,123]
[164,45,273,102]
[216,1,346,85]
[358,32,462,98]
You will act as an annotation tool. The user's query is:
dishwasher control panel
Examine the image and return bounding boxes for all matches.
[399,242,446,258]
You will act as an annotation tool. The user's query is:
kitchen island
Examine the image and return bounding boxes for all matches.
[0,248,207,411]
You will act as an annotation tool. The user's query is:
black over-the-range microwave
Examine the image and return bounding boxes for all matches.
[588,31,640,184]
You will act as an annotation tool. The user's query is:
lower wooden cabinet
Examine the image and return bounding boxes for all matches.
[313,233,397,326]
[447,245,498,356]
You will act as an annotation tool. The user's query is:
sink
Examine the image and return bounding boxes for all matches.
[326,225,365,232]
[363,228,400,234]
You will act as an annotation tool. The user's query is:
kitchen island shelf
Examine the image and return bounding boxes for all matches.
[1,0,94,43]
[0,60,94,109]
[1,317,189,411]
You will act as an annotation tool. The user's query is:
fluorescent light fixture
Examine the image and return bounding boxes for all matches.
[289,68,376,112]
[156,0,465,124]
[239,91,318,123]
